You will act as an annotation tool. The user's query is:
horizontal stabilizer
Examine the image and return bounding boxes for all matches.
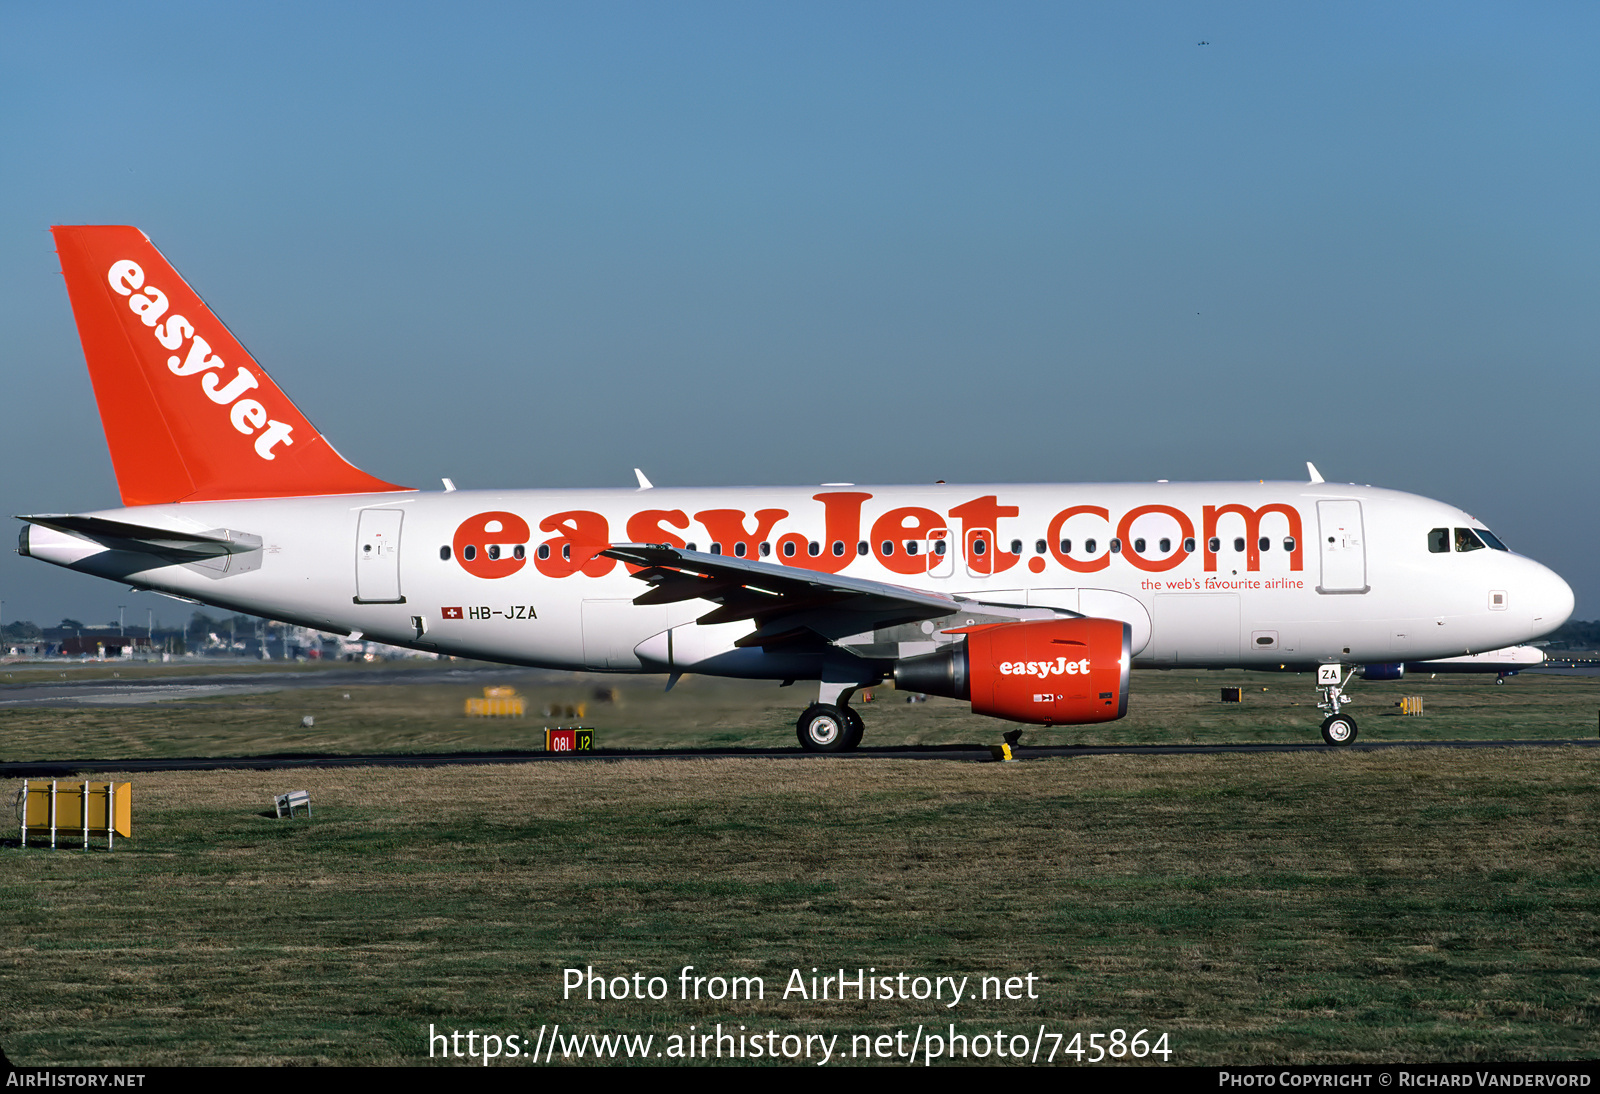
[19,514,260,559]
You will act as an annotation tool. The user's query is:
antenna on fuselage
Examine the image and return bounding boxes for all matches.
[1306,462,1325,484]
[635,468,654,491]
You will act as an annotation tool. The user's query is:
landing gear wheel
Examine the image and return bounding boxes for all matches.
[842,707,865,750]
[797,704,851,753]
[1320,714,1358,746]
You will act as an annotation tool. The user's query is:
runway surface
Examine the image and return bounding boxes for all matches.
[4,737,1598,777]
[5,661,1596,710]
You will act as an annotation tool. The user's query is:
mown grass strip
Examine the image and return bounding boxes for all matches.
[1,748,1596,1064]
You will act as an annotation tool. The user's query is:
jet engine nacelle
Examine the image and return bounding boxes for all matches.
[893,618,1131,725]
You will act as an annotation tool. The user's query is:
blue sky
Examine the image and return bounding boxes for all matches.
[2,2,1597,627]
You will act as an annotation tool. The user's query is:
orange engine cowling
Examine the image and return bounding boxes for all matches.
[892,618,1131,725]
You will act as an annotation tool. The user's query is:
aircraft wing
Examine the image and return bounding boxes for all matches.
[601,542,976,646]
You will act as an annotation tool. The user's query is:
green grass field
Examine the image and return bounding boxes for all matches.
[2,665,1598,1065]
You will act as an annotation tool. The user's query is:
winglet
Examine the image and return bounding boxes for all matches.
[50,226,411,505]
[1306,462,1325,484]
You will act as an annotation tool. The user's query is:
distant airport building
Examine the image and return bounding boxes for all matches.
[57,634,152,658]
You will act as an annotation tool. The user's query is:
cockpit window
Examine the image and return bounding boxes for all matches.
[1476,528,1510,552]
[1427,528,1449,554]
[1454,527,1486,553]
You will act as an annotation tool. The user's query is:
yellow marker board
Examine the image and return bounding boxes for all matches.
[19,781,131,848]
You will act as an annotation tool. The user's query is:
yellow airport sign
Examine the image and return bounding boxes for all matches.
[19,780,131,849]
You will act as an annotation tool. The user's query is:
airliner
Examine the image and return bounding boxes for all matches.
[17,226,1576,750]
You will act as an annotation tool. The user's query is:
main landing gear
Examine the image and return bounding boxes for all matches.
[796,704,864,752]
[796,682,868,753]
[1316,664,1359,746]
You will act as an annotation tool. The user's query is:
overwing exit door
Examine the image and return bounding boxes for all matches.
[964,527,993,577]
[927,528,953,577]
[355,509,406,603]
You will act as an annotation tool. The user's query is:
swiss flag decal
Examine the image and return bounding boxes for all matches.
[441,606,463,620]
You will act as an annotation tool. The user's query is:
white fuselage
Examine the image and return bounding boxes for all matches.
[23,480,1574,675]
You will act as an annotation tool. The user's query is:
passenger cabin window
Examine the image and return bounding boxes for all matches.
[760,542,771,557]
[710,542,722,555]
[808,541,821,557]
[1084,538,1096,553]
[969,539,984,556]
[488,545,500,560]
[734,542,747,557]
[1035,539,1047,555]
[536,544,549,560]
[513,545,525,560]
[1059,539,1072,554]
[1110,538,1122,553]
[1159,538,1170,553]
[1183,538,1195,552]
[832,541,845,556]
[1133,538,1146,553]
[933,540,946,556]
[1009,539,1022,555]
[907,540,920,556]
[439,546,451,561]
[1207,537,1220,553]
[783,541,796,557]
[1428,528,1449,553]
[1283,537,1296,552]
[561,544,570,560]
[1258,537,1270,552]
[858,541,869,556]
[1454,528,1486,553]
[1233,537,1246,552]
[881,540,894,556]
[685,542,697,552]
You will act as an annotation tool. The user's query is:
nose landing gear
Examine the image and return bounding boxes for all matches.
[1316,664,1359,745]
[1320,713,1358,745]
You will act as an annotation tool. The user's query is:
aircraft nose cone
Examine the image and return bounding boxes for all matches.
[1532,564,1575,636]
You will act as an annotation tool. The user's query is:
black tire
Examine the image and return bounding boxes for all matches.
[1320,714,1358,746]
[842,707,865,751]
[797,704,851,752]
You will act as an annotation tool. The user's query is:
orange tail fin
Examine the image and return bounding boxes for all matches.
[52,225,410,505]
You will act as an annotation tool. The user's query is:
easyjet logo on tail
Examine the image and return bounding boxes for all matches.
[106,260,294,461]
